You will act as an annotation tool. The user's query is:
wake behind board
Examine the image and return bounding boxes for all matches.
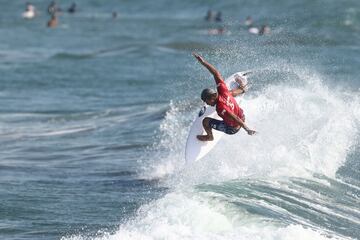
[185,71,250,164]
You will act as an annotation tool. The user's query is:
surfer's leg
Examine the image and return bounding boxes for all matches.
[197,117,214,141]
[207,119,240,135]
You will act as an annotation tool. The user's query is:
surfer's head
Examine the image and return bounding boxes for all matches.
[201,88,217,106]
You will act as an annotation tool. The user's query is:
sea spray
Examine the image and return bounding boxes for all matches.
[145,66,359,183]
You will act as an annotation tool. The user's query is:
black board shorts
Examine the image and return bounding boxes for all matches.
[208,119,240,135]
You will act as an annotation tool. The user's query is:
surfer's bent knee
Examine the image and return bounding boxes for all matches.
[202,117,211,127]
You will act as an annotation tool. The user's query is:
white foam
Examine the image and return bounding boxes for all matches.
[146,68,359,182]
[140,100,192,180]
[33,127,94,137]
[62,191,347,240]
[102,68,359,240]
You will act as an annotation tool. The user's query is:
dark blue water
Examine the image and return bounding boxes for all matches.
[0,1,359,239]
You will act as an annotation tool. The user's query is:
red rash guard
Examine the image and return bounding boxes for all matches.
[216,81,244,127]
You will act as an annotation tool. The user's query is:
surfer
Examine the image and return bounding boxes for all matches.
[245,16,253,28]
[48,1,61,15]
[193,52,256,141]
[205,10,214,21]
[68,3,77,14]
[47,14,58,28]
[22,2,36,19]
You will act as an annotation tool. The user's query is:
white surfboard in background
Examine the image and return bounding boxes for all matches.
[185,71,250,164]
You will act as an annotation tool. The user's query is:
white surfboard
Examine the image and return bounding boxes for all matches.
[185,71,250,164]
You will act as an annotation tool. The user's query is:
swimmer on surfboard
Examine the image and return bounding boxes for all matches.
[193,52,257,141]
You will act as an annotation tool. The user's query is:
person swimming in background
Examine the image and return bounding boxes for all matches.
[259,24,271,35]
[243,16,271,36]
[215,11,222,22]
[47,14,58,28]
[193,52,256,141]
[48,1,61,15]
[248,24,271,36]
[245,16,253,27]
[22,2,36,19]
[205,10,222,22]
[68,3,77,14]
[205,10,214,21]
[244,16,260,34]
[112,11,118,19]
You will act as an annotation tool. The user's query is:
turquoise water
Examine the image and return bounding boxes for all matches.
[0,0,359,239]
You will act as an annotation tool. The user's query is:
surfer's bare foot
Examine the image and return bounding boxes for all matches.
[197,135,214,141]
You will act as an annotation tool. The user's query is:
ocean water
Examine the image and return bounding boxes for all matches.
[0,0,359,239]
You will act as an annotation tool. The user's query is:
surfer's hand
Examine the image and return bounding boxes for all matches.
[192,52,204,63]
[247,129,256,135]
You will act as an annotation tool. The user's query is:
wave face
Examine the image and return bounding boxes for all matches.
[112,67,359,240]
[146,65,360,180]
[62,65,360,240]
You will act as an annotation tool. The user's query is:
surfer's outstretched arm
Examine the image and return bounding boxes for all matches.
[227,111,256,135]
[193,52,224,84]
